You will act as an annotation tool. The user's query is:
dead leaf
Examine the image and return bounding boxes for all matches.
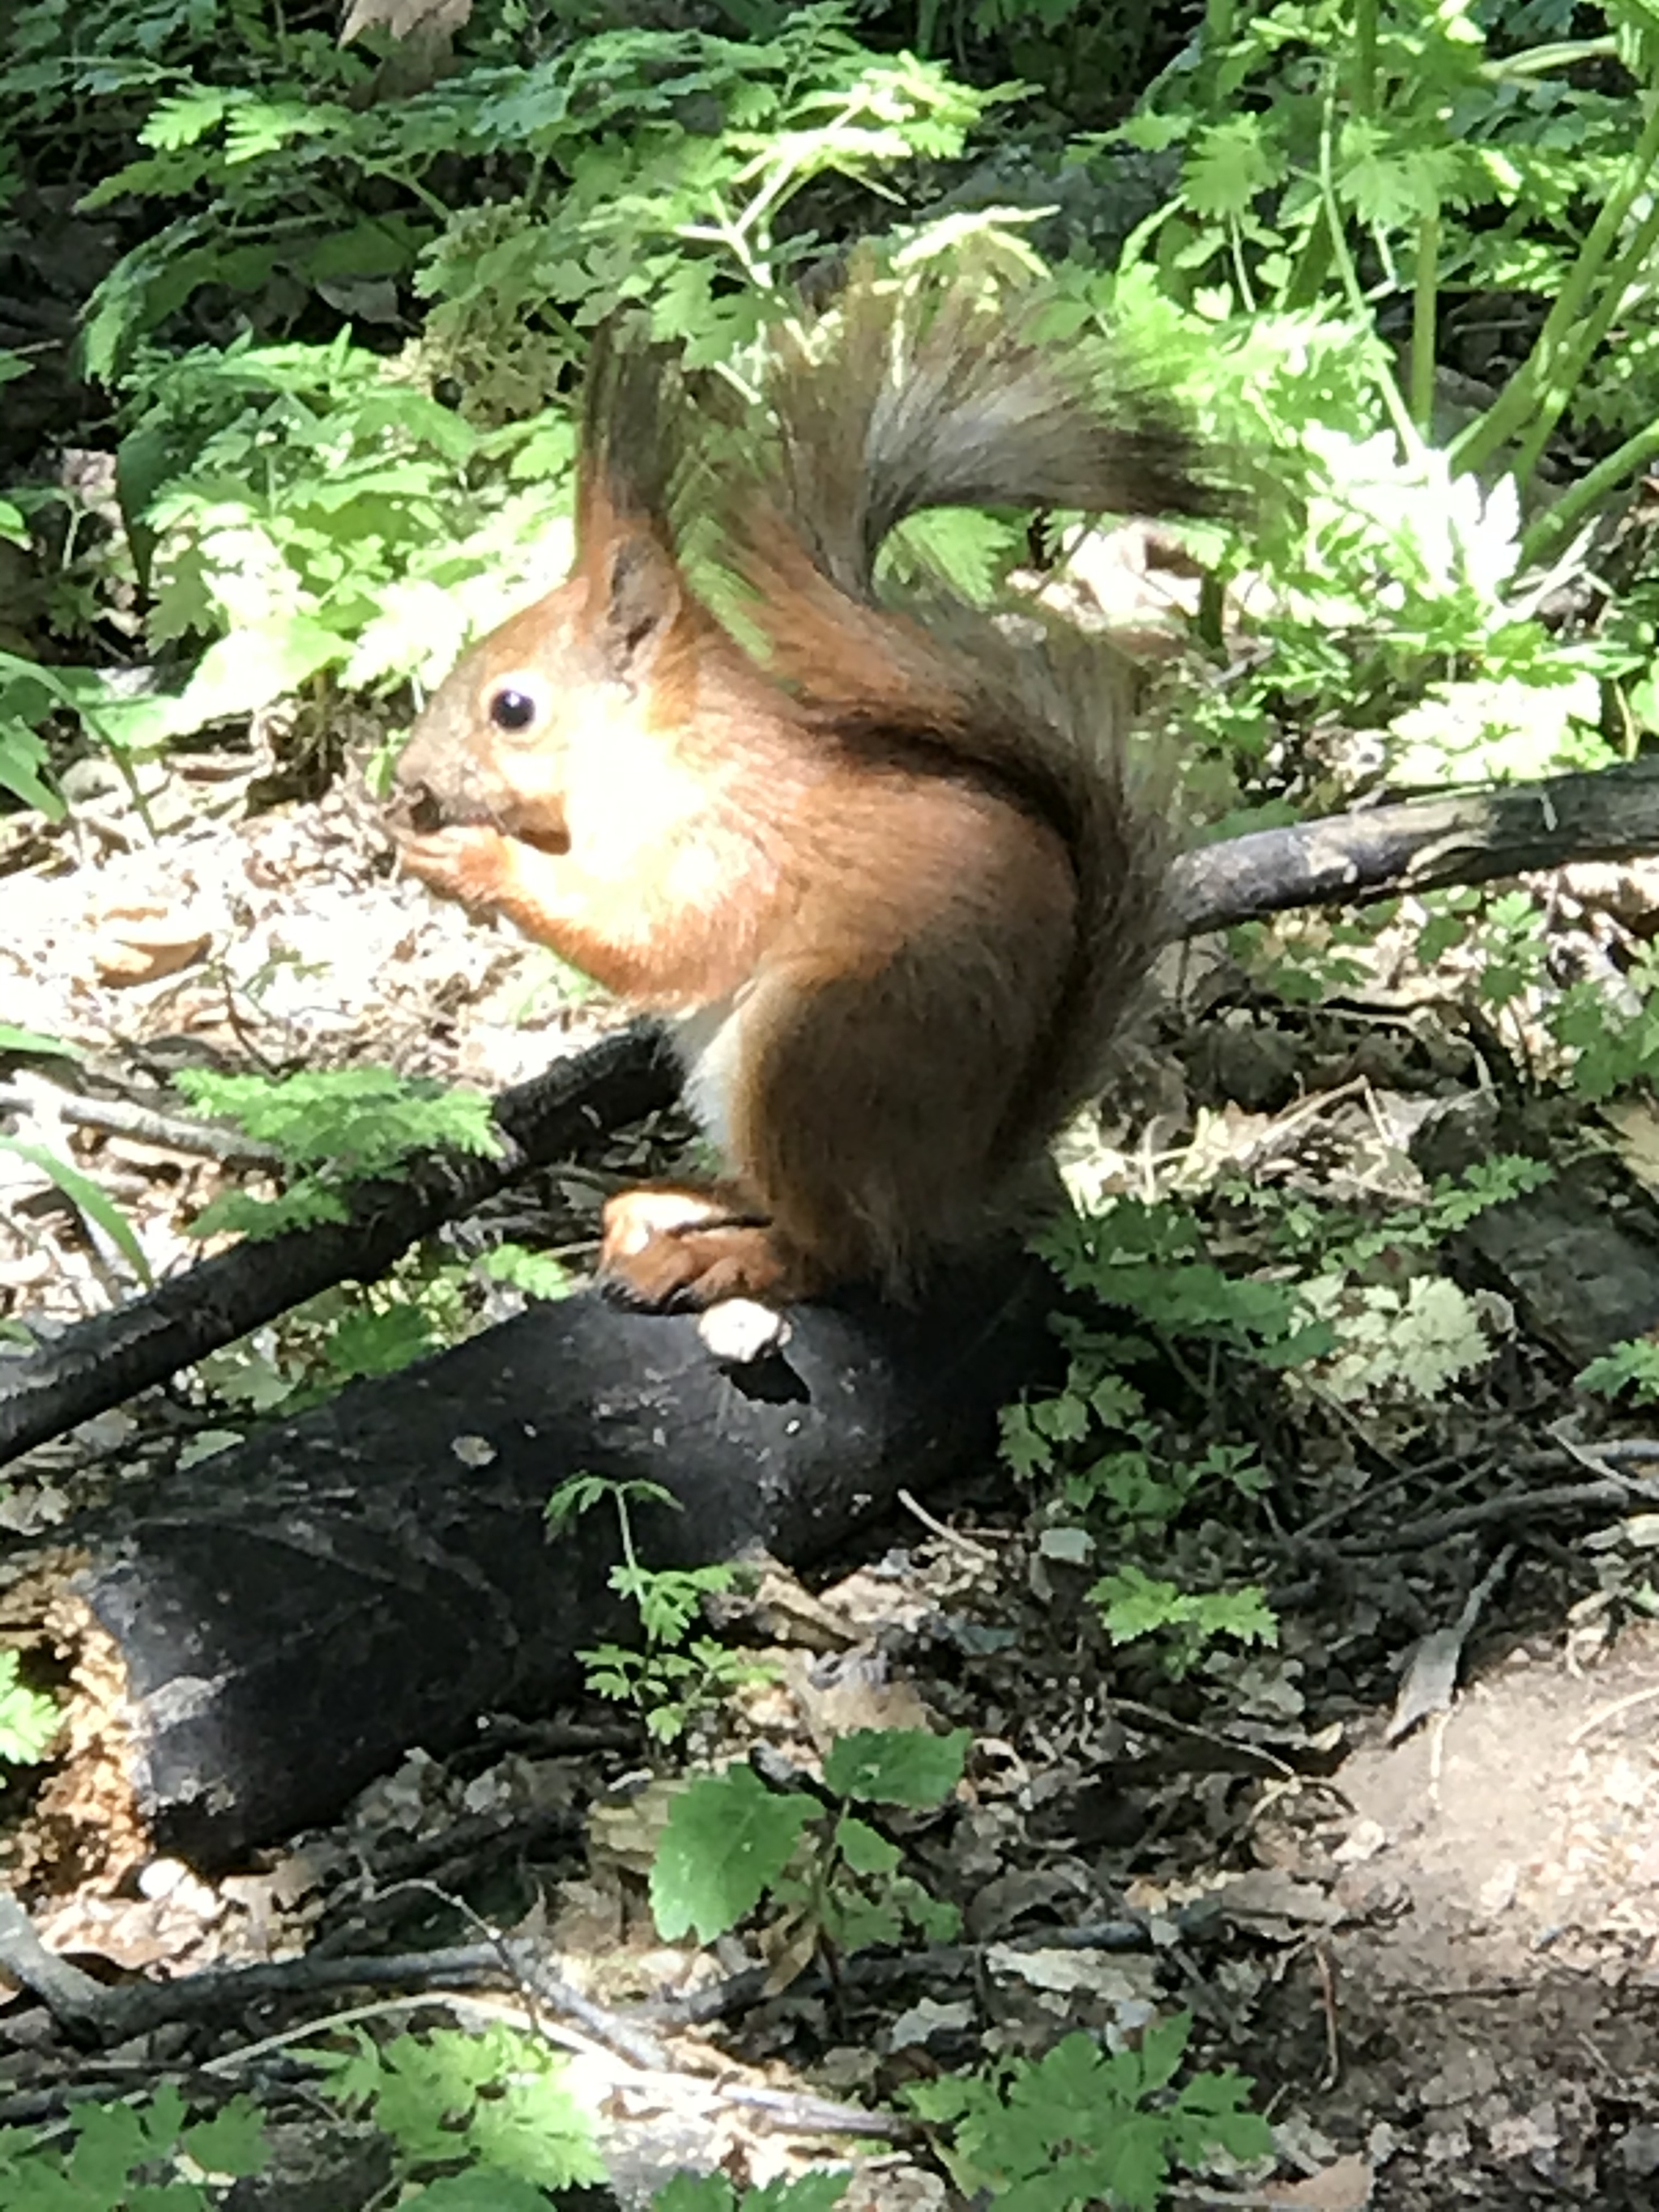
[705,1561,859,1652]
[1265,2154,1375,2209]
[795,1652,938,1745]
[1601,1097,1659,1192]
[587,1779,677,1877]
[760,1903,818,1994]
[340,0,470,44]
[91,901,211,985]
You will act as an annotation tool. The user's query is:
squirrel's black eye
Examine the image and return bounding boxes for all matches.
[489,687,539,733]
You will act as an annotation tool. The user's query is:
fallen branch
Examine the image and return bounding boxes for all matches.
[0,1023,676,1469]
[1166,757,1659,933]
[6,761,1658,1472]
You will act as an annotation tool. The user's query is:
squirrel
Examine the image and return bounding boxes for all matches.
[390,263,1218,1316]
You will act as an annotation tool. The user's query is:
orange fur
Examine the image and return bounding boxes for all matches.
[391,264,1218,1313]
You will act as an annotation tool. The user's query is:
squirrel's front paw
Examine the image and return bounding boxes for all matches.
[395,825,514,909]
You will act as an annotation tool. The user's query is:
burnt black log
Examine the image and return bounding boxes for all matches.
[32,1254,1056,1873]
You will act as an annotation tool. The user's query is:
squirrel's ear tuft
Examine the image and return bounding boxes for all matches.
[596,532,680,684]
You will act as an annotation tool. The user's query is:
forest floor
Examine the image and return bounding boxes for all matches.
[6,735,1659,2210]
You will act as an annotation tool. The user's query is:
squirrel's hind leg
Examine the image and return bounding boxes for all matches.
[597,1183,824,1309]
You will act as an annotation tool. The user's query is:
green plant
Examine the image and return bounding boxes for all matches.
[1226,910,1376,1008]
[1578,1337,1659,1404]
[650,1727,967,1956]
[3,6,1003,775]
[0,1025,81,1058]
[309,2022,603,2198]
[908,2014,1272,2211]
[179,1065,500,1238]
[481,1244,581,1302]
[1025,0,1659,806]
[0,1136,153,1284]
[1088,1566,1279,1681]
[655,2176,849,2212]
[109,338,575,743]
[75,11,992,377]
[1004,1153,1563,1670]
[1244,1155,1553,1272]
[0,1651,60,1766]
[545,1474,777,1744]
[0,2085,267,2210]
[159,1067,512,1411]
[1553,942,1659,1097]
[0,649,75,815]
[1123,0,1659,503]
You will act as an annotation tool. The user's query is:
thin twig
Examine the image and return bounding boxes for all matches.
[0,1081,284,1166]
[1334,1477,1659,1555]
[895,1488,1000,1562]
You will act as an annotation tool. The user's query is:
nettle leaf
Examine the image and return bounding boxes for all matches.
[822,1726,969,1808]
[650,1764,817,1941]
[1183,115,1286,219]
[999,1404,1054,1481]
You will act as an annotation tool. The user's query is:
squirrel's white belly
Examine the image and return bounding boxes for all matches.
[672,993,749,1163]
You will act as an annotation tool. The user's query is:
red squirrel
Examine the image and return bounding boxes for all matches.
[390,265,1215,1315]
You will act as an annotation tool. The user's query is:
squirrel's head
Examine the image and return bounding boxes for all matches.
[388,527,687,857]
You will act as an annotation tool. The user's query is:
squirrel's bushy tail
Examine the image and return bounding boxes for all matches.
[757,261,1218,600]
[723,262,1218,1140]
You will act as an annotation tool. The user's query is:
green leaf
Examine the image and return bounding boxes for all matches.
[179,2098,268,2177]
[1133,2009,1192,2096]
[482,1246,578,1301]
[0,1652,59,1765]
[312,2023,602,2189]
[0,716,64,816]
[321,1302,436,1383]
[175,617,345,721]
[834,1812,901,1876]
[0,1138,151,1283]
[1183,116,1286,219]
[399,2175,557,2210]
[650,1765,817,1941]
[822,1726,969,1808]
[1000,1404,1053,1481]
[0,1025,81,1059]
